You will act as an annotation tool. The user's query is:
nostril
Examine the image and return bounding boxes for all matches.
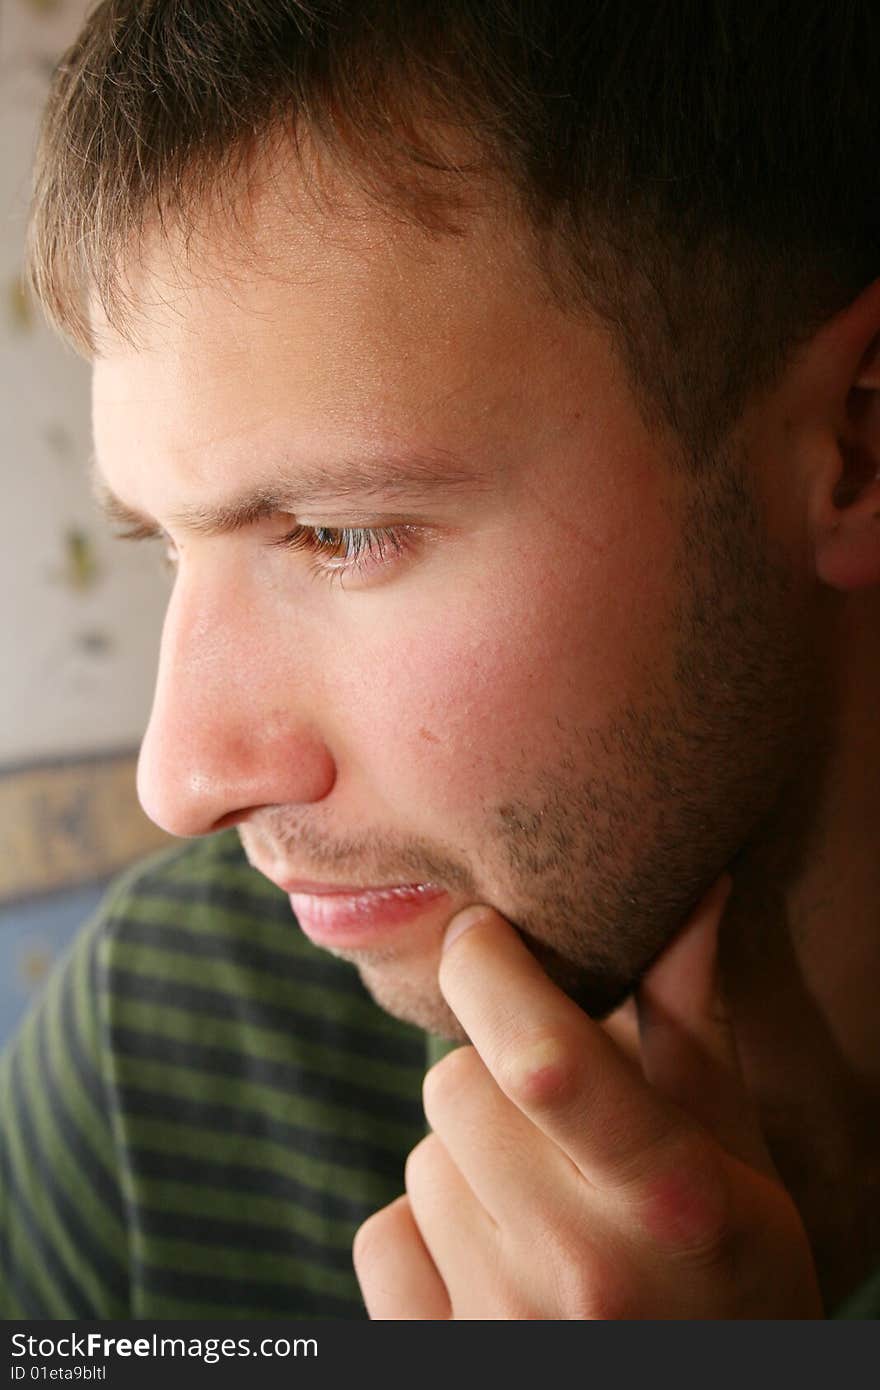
[136,720,338,839]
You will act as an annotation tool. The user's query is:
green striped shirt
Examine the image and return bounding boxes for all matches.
[1,830,877,1318]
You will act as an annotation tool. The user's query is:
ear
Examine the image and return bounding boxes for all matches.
[811,279,880,592]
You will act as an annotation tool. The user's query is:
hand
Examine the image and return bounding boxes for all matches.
[352,876,825,1319]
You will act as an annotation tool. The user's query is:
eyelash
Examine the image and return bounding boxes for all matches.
[113,521,416,587]
[269,523,414,586]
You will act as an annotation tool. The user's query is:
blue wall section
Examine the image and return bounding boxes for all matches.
[0,879,112,1047]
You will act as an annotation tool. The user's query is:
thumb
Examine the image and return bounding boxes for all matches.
[636,874,775,1174]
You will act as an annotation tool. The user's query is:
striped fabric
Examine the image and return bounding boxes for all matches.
[0,831,430,1318]
[1,829,877,1319]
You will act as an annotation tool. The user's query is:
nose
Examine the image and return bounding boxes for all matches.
[137,568,337,838]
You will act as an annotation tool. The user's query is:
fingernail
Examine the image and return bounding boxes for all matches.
[443,904,493,953]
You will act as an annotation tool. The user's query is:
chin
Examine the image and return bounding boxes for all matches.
[355,942,637,1043]
[514,929,641,1021]
[355,962,469,1041]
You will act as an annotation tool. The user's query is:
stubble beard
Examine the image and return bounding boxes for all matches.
[351,445,828,1039]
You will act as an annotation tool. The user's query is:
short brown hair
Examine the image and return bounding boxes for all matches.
[27,1,880,454]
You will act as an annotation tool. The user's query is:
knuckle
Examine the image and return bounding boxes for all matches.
[630,1128,732,1261]
[495,1027,581,1113]
[421,1044,480,1126]
[404,1133,440,1198]
[352,1201,401,1275]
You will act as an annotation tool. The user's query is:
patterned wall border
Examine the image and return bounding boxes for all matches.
[0,748,173,903]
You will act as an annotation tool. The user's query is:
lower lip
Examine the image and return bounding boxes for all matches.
[288,883,449,949]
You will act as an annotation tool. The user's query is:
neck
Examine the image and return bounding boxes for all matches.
[721,587,880,1314]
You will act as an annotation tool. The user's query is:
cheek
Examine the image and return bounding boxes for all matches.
[334,612,531,814]
[331,515,677,818]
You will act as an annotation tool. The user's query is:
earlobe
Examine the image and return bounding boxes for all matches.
[815,513,880,592]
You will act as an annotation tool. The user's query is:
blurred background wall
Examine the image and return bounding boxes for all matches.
[1,0,172,1045]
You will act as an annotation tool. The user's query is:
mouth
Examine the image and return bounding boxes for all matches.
[265,874,451,949]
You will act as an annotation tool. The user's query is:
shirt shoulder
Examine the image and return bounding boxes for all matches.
[831,1261,880,1318]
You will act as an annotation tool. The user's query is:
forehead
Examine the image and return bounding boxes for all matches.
[90,154,628,509]
[96,164,550,390]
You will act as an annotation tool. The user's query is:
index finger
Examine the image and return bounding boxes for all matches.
[437,906,689,1194]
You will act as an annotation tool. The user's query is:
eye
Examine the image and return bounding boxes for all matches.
[110,520,177,574]
[110,519,424,586]
[270,523,418,586]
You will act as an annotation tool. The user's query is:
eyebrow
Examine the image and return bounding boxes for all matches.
[90,447,491,537]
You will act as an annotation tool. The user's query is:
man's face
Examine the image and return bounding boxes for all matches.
[91,172,819,1039]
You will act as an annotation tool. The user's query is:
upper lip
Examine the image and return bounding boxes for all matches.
[267,876,443,896]
[246,852,444,896]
